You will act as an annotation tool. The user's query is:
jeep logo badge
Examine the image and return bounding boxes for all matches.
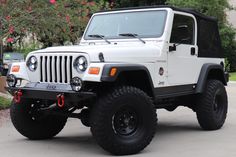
[46,84,56,90]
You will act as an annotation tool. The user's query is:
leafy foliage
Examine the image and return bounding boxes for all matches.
[220,25,236,71]
[0,0,109,48]
[230,72,236,81]
[0,96,11,109]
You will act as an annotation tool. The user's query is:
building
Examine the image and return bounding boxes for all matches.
[228,0,236,28]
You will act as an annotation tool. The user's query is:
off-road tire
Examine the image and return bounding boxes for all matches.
[196,80,228,130]
[10,99,67,140]
[90,86,157,155]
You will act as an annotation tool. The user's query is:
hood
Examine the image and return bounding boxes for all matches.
[31,42,162,63]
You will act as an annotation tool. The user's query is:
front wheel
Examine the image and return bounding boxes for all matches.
[90,86,157,155]
[196,80,228,130]
[10,99,67,140]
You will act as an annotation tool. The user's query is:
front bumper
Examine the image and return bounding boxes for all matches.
[6,87,96,103]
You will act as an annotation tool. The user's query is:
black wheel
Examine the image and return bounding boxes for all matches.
[90,86,157,155]
[10,99,67,140]
[196,80,228,130]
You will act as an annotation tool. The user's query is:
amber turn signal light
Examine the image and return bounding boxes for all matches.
[110,68,117,76]
[12,65,20,72]
[89,67,100,75]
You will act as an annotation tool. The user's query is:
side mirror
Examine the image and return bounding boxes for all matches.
[169,44,177,52]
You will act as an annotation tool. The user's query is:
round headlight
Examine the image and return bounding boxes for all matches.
[27,56,38,72]
[6,74,17,87]
[74,56,88,72]
[70,77,83,92]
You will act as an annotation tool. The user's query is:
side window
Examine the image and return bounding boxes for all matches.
[170,14,195,45]
[198,19,223,58]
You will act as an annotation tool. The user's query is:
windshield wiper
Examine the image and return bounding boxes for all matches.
[119,33,146,44]
[88,34,111,44]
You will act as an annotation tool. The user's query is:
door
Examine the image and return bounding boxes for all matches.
[168,13,199,85]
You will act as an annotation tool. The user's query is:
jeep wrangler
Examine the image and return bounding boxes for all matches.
[6,6,228,155]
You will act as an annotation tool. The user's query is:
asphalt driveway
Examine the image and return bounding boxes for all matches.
[0,83,236,157]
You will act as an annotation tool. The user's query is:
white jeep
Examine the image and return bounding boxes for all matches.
[6,6,228,155]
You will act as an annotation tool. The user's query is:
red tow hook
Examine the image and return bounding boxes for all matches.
[14,90,23,104]
[57,94,65,108]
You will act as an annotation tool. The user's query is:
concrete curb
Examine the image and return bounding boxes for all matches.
[229,81,236,84]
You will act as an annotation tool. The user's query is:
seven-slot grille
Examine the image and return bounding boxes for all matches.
[40,55,73,83]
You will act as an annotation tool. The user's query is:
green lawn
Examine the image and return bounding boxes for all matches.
[230,72,236,81]
[0,96,11,109]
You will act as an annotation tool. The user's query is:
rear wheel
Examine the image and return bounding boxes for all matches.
[196,80,228,130]
[10,99,67,140]
[90,86,157,155]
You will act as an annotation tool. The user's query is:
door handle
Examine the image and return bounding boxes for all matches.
[191,47,196,56]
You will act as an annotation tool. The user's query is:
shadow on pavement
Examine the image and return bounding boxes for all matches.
[156,122,201,135]
[14,122,203,156]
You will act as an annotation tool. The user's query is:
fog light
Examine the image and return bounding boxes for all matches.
[70,77,83,92]
[6,74,17,87]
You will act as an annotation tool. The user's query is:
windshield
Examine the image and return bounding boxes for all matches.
[84,10,167,40]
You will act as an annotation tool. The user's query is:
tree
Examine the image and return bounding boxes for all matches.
[166,0,236,71]
[0,0,109,48]
[220,25,236,71]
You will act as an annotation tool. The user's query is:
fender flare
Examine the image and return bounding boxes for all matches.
[196,63,227,93]
[101,64,155,94]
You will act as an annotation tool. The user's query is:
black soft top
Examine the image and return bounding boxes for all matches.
[97,5,217,22]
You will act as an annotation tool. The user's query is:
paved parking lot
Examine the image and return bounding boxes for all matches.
[0,83,236,157]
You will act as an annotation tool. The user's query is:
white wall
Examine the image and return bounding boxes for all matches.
[228,0,236,28]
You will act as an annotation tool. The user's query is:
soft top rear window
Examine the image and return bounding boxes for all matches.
[197,19,223,58]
